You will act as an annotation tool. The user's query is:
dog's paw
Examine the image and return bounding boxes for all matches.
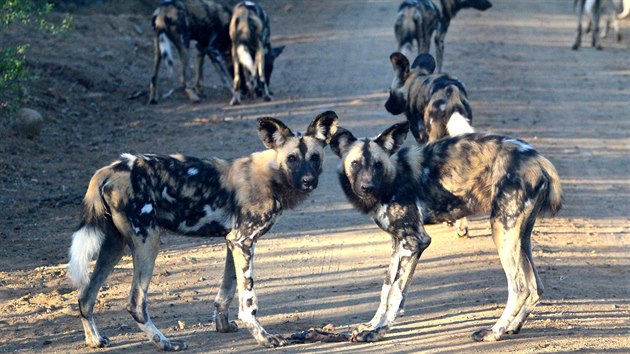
[456,227,469,238]
[163,339,188,351]
[216,320,238,333]
[86,335,110,348]
[258,333,287,348]
[263,94,272,102]
[350,326,388,342]
[230,96,241,106]
[472,328,501,342]
[185,88,201,103]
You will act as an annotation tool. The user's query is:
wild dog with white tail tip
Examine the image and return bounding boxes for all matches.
[330,122,562,343]
[229,1,285,105]
[149,0,233,104]
[68,112,338,350]
[386,52,473,238]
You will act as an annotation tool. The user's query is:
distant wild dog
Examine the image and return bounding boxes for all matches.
[330,122,562,343]
[394,0,492,72]
[229,1,285,105]
[149,0,233,104]
[572,0,629,50]
[68,112,339,350]
[386,52,473,237]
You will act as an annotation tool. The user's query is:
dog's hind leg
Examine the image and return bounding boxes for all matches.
[591,0,604,49]
[255,44,272,101]
[78,224,125,348]
[230,45,242,105]
[433,23,448,73]
[213,247,239,333]
[473,190,539,342]
[125,225,187,351]
[194,43,206,98]
[170,35,200,103]
[149,34,162,104]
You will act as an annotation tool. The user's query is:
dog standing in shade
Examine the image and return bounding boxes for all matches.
[68,112,338,350]
[330,122,562,343]
[394,0,492,72]
[386,52,473,238]
[149,0,233,104]
[229,1,285,105]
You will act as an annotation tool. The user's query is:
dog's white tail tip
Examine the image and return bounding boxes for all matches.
[447,112,474,136]
[236,44,256,76]
[67,226,105,291]
[158,33,174,77]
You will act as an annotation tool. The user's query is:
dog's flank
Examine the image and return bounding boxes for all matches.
[68,111,338,350]
[229,1,285,105]
[394,0,492,72]
[149,0,233,104]
[330,123,562,343]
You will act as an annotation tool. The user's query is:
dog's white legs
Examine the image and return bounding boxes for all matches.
[456,217,469,238]
[228,235,287,347]
[213,247,239,333]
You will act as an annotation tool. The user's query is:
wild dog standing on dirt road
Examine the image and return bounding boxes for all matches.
[573,0,629,50]
[394,0,492,72]
[149,0,233,104]
[330,122,562,343]
[229,1,285,105]
[386,52,473,237]
[67,112,338,350]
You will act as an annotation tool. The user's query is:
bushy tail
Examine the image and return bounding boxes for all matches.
[236,44,256,76]
[536,156,563,216]
[158,32,174,76]
[67,167,113,292]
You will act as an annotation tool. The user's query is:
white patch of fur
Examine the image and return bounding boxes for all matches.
[158,33,174,76]
[68,226,105,291]
[177,205,230,233]
[120,153,137,169]
[236,45,256,76]
[140,203,153,214]
[446,112,474,136]
[162,187,176,203]
[505,138,534,152]
[187,167,199,176]
[138,319,167,344]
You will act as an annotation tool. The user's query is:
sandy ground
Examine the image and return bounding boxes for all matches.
[1,0,629,353]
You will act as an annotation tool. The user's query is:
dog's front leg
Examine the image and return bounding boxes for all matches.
[352,204,432,342]
[207,43,234,92]
[226,229,286,347]
[433,23,448,73]
[213,247,238,333]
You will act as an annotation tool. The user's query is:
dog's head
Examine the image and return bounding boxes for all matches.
[257,110,338,193]
[385,52,436,115]
[460,0,492,11]
[330,122,409,211]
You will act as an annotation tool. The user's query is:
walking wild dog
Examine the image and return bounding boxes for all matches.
[386,52,473,237]
[68,112,338,350]
[394,0,492,72]
[330,122,562,343]
[229,1,285,105]
[149,0,233,104]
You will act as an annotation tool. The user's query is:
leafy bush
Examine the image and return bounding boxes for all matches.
[0,1,71,117]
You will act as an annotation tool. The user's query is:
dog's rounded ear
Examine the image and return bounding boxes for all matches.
[257,117,293,149]
[374,121,409,155]
[330,127,357,158]
[390,52,410,81]
[306,110,338,145]
[272,46,285,59]
[411,53,436,75]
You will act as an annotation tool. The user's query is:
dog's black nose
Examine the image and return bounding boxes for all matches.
[361,184,374,194]
[302,176,316,189]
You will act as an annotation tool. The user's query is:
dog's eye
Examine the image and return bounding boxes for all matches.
[374,161,383,170]
[310,154,320,163]
[350,160,360,169]
[287,155,297,163]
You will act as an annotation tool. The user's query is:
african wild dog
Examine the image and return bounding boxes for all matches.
[229,1,285,105]
[386,52,473,237]
[394,0,492,72]
[330,122,562,343]
[67,112,338,350]
[149,0,233,104]
[573,0,628,50]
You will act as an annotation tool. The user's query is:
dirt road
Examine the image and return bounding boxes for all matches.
[0,0,629,353]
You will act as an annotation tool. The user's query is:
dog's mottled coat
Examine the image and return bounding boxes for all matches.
[330,122,562,343]
[68,112,338,350]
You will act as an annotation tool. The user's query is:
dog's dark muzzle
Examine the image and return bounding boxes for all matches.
[300,176,317,191]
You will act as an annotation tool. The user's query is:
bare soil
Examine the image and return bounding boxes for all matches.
[1,1,629,353]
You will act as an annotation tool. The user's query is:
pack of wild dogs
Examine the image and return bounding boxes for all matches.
[69,0,573,350]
